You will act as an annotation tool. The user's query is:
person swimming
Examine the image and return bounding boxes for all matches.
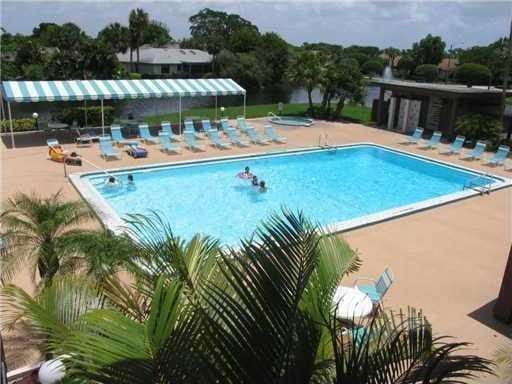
[238,166,254,179]
[252,175,259,186]
[259,180,267,193]
[105,176,121,187]
[127,174,134,185]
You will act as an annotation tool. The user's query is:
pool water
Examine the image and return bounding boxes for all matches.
[270,116,314,126]
[86,145,497,245]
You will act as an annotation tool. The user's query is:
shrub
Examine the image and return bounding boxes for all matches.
[455,63,491,87]
[414,64,438,82]
[0,118,36,132]
[455,113,502,146]
[129,72,142,80]
[54,106,115,127]
[361,59,385,76]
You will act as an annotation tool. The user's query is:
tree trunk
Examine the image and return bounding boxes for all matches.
[307,86,314,115]
[333,96,346,120]
[129,48,133,73]
[136,47,140,73]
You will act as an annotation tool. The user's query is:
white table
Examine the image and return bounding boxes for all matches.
[333,286,373,320]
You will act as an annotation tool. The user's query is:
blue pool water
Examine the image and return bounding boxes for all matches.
[86,145,498,245]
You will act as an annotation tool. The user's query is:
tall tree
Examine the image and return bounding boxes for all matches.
[143,20,172,47]
[257,32,289,84]
[287,50,324,113]
[97,23,130,53]
[412,33,446,66]
[129,8,149,73]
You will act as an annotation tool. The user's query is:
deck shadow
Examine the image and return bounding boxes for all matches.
[467,299,512,338]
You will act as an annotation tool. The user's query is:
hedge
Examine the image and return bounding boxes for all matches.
[0,118,36,132]
[54,106,115,127]
[455,63,491,87]
[414,64,438,82]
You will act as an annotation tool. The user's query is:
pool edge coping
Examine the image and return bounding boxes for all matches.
[68,142,512,237]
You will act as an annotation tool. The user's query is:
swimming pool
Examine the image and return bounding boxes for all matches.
[72,144,509,245]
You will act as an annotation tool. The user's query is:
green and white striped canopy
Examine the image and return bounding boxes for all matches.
[1,78,246,103]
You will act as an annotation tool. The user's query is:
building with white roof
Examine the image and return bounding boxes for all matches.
[117,44,213,76]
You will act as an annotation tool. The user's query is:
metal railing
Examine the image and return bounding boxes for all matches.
[463,174,493,195]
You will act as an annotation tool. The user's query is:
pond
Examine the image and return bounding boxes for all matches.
[7,85,379,122]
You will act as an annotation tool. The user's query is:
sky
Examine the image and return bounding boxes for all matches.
[1,1,510,49]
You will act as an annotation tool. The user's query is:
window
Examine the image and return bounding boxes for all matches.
[161,65,170,74]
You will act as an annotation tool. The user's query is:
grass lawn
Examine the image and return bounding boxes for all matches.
[143,103,372,126]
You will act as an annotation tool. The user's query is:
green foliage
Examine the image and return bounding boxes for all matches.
[143,20,173,47]
[0,211,492,383]
[22,64,45,80]
[411,34,446,65]
[55,106,115,127]
[1,60,21,80]
[257,32,289,84]
[228,26,261,53]
[97,23,130,53]
[287,50,324,111]
[414,64,439,82]
[15,39,44,69]
[0,118,36,132]
[455,113,502,145]
[455,63,492,86]
[129,72,142,79]
[361,59,385,76]
[458,38,509,84]
[129,8,150,72]
[396,54,415,77]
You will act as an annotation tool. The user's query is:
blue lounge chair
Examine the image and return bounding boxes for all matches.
[237,116,254,133]
[246,127,270,145]
[440,135,465,155]
[202,119,214,132]
[460,141,486,160]
[401,127,424,144]
[354,267,394,306]
[99,136,121,160]
[160,121,179,142]
[207,129,231,149]
[138,124,158,144]
[419,131,442,149]
[158,132,181,154]
[220,118,234,132]
[264,124,287,143]
[184,131,206,151]
[225,128,250,147]
[183,120,201,139]
[110,125,139,146]
[485,145,510,166]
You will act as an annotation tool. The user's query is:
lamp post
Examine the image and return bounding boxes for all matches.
[220,106,225,119]
[32,112,39,130]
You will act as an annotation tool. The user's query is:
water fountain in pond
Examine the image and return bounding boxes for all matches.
[382,65,393,81]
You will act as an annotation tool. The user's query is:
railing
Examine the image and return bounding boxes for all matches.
[267,112,280,119]
[463,174,493,195]
[318,133,337,153]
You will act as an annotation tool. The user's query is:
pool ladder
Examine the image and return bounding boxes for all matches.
[267,112,280,120]
[319,133,337,154]
[463,174,492,195]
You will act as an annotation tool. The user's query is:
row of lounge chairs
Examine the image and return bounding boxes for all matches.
[402,127,511,168]
[99,117,287,160]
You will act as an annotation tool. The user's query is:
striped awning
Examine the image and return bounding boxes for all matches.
[1,78,246,103]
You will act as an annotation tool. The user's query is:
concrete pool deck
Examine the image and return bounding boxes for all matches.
[1,119,511,374]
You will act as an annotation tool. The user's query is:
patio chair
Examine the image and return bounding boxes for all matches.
[439,135,465,155]
[237,116,254,133]
[183,120,201,139]
[400,127,424,144]
[158,132,181,154]
[202,119,214,132]
[220,118,234,132]
[207,129,231,149]
[484,145,510,166]
[225,128,250,147]
[460,141,486,161]
[184,131,206,151]
[418,131,442,149]
[263,124,287,143]
[99,136,121,160]
[138,124,159,144]
[354,267,394,307]
[246,127,270,145]
[110,125,139,146]
[161,121,179,141]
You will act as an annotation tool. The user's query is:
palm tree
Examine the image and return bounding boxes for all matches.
[287,51,324,114]
[496,342,512,381]
[0,192,94,286]
[1,211,491,383]
[128,8,149,73]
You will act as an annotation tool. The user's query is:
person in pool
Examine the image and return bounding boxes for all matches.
[127,174,134,185]
[238,166,254,179]
[259,180,267,193]
[105,176,120,187]
[252,175,259,186]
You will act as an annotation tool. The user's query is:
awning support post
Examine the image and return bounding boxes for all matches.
[7,101,14,149]
[178,95,182,135]
[84,100,88,128]
[243,93,246,118]
[215,95,218,122]
[100,99,105,136]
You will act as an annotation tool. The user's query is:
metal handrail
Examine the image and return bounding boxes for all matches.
[463,174,493,195]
